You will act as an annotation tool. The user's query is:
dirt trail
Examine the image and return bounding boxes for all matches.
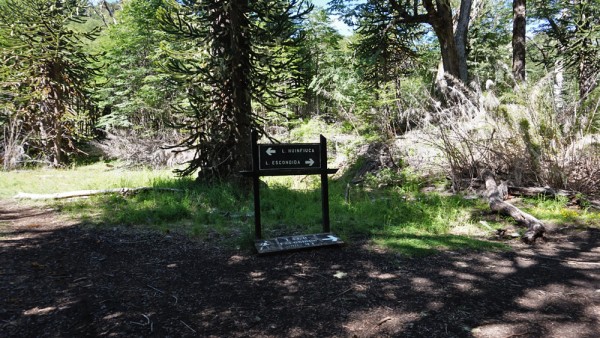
[1,200,599,337]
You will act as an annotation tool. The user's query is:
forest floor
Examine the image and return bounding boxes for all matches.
[1,199,599,338]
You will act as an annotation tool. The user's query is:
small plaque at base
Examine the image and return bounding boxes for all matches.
[255,233,343,254]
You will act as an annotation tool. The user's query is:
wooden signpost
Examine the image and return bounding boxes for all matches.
[242,130,342,254]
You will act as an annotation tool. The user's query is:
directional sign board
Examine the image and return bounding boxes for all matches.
[243,131,343,254]
[255,233,343,254]
[258,143,321,170]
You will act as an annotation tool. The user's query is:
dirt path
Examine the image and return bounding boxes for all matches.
[1,200,599,337]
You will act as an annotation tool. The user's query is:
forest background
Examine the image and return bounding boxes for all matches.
[1,0,599,246]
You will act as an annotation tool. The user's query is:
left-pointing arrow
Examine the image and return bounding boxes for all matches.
[305,158,314,166]
[266,147,276,156]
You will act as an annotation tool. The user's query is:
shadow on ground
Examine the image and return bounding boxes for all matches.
[1,203,599,337]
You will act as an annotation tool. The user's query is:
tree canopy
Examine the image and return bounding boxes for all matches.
[0,0,598,193]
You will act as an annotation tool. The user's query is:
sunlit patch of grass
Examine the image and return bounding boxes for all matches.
[0,161,176,199]
[373,233,508,257]
[519,196,600,227]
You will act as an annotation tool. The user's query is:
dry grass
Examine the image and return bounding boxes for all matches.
[403,76,600,195]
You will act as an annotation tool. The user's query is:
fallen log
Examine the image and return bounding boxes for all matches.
[449,178,575,199]
[14,187,182,200]
[507,186,575,198]
[481,170,545,243]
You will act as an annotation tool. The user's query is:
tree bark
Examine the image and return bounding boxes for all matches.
[482,170,545,243]
[507,186,574,198]
[424,0,461,79]
[512,0,526,82]
[229,0,253,184]
[455,0,473,83]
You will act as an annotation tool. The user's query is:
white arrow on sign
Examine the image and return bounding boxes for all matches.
[266,147,276,156]
[305,158,315,166]
[322,235,339,242]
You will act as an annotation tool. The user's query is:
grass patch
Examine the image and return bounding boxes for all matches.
[517,195,600,227]
[66,171,508,254]
[0,161,175,199]
[7,164,600,255]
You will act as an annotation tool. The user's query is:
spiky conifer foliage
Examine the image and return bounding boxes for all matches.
[159,0,311,182]
[0,0,100,166]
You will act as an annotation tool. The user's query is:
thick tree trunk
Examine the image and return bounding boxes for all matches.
[229,0,253,184]
[482,170,545,243]
[512,0,526,82]
[454,0,473,83]
[196,0,252,184]
[424,0,461,79]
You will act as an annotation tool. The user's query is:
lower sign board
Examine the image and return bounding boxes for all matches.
[255,233,343,254]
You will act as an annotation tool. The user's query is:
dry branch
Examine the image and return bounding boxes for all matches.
[482,170,545,243]
[507,186,575,198]
[13,187,181,200]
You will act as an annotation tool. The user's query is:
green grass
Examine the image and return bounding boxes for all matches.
[0,161,175,198]
[517,195,600,227]
[6,163,599,255]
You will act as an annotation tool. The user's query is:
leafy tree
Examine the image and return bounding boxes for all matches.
[330,0,475,83]
[159,0,312,181]
[467,0,512,87]
[0,0,100,166]
[300,8,344,117]
[93,0,178,131]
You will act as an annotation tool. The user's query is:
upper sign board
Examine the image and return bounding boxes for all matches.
[258,143,321,170]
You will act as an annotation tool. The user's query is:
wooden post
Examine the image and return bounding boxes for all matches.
[320,135,330,233]
[251,130,261,239]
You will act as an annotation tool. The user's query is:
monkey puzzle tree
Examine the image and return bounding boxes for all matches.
[159,0,311,182]
[531,0,600,100]
[0,0,100,166]
[330,0,475,84]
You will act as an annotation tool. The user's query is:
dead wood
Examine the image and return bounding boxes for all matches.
[507,186,575,198]
[481,170,545,243]
[13,187,181,200]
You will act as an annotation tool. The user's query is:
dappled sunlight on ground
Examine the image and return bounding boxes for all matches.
[1,200,599,337]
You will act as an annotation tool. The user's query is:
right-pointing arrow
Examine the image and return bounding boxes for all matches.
[305,158,314,166]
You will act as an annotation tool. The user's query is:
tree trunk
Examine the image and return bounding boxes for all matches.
[482,169,545,243]
[455,0,473,83]
[512,0,526,82]
[577,11,598,100]
[554,58,564,111]
[229,0,253,183]
[424,0,461,79]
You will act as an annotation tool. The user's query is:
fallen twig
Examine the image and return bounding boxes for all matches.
[146,284,165,294]
[180,320,197,333]
[377,317,392,326]
[336,287,353,298]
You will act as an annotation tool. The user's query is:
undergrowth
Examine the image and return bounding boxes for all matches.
[3,163,598,255]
